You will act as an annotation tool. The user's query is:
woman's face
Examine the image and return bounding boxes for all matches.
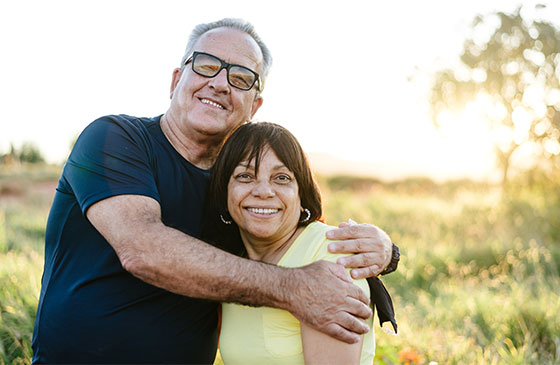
[227,146,302,244]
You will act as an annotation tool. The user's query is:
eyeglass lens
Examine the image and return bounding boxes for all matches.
[193,53,257,90]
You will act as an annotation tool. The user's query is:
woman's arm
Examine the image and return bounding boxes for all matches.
[301,322,364,365]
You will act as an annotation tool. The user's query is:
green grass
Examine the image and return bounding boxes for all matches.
[1,164,54,364]
[1,164,559,364]
[320,176,560,364]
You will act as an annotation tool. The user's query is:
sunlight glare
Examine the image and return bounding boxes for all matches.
[512,106,532,145]
[544,136,560,155]
[534,119,551,136]
[435,97,495,176]
[494,125,514,152]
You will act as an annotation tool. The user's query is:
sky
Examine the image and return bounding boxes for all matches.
[1,0,558,181]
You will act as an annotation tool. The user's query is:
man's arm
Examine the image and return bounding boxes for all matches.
[326,221,393,279]
[87,194,372,344]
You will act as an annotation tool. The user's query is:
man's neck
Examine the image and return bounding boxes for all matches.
[160,113,221,170]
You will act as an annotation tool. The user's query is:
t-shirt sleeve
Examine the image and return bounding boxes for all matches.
[310,240,371,298]
[63,116,160,214]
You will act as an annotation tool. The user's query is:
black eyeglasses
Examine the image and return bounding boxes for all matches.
[185,51,262,92]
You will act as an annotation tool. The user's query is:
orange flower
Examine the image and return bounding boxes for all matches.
[398,347,423,364]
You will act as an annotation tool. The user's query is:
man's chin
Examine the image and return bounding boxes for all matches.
[192,124,235,143]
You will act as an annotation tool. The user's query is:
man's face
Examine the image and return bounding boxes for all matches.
[169,27,264,142]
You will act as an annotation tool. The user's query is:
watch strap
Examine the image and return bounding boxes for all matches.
[380,243,400,275]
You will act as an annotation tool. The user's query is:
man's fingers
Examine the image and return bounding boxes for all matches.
[339,252,385,278]
[323,311,370,344]
[337,310,370,334]
[345,296,372,320]
[330,238,382,254]
[327,261,353,283]
[324,323,361,344]
[350,266,379,280]
[288,261,373,343]
[327,223,377,241]
[345,280,371,307]
[326,223,392,274]
[337,252,382,268]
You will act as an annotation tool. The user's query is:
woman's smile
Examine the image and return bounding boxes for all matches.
[246,207,279,214]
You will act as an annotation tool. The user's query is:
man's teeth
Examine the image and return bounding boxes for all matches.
[201,99,224,109]
[247,208,278,215]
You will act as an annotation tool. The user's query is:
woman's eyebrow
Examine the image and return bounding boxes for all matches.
[237,162,254,169]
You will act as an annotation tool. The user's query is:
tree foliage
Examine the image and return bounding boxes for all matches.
[430,5,560,186]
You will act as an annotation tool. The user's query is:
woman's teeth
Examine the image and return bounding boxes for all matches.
[247,208,278,215]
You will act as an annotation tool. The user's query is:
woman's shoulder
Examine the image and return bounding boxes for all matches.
[297,221,347,264]
[298,221,334,242]
[283,221,353,267]
[291,222,371,296]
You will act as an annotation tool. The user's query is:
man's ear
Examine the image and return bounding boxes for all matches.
[250,95,264,119]
[169,68,183,100]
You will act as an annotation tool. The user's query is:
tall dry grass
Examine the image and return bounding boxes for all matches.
[320,174,560,364]
[1,164,559,364]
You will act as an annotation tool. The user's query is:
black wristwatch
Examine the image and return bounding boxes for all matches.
[379,243,400,275]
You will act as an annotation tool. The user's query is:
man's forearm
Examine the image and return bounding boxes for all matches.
[87,194,371,343]
[119,219,294,308]
[121,222,372,342]
[88,194,290,307]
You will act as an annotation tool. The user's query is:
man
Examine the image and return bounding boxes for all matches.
[32,18,395,364]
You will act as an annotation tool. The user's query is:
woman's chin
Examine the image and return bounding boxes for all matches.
[244,229,278,241]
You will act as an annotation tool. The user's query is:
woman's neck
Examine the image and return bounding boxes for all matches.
[241,226,306,265]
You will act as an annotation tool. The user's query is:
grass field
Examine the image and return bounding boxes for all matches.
[1,164,559,364]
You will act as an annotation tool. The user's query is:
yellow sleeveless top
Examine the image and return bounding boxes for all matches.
[219,221,375,364]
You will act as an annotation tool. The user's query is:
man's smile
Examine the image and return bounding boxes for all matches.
[200,98,225,110]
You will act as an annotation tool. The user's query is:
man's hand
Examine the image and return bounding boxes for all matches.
[326,221,392,279]
[284,260,372,344]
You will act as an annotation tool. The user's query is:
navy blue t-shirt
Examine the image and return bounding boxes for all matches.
[32,115,218,364]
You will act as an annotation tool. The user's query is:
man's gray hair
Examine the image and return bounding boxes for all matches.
[181,18,272,87]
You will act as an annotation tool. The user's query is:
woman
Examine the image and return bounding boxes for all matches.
[203,122,375,364]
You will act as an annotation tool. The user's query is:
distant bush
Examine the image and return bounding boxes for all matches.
[0,143,45,164]
[323,174,492,199]
[324,175,383,192]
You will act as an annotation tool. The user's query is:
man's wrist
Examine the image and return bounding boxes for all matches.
[379,243,400,275]
[275,267,299,312]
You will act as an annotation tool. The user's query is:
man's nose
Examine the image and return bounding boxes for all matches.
[208,68,230,93]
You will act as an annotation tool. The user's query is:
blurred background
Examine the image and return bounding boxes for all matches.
[1,0,559,363]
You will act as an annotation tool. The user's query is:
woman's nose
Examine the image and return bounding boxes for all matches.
[251,180,275,198]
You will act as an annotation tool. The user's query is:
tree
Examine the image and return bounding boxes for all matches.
[430,5,560,187]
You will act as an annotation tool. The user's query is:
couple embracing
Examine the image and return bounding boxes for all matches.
[32,18,398,364]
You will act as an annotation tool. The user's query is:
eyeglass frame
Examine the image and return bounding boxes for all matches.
[184,51,263,92]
